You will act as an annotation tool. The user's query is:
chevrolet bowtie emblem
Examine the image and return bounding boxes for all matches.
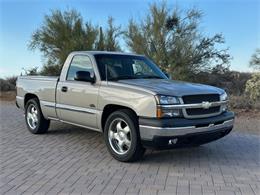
[201,101,212,109]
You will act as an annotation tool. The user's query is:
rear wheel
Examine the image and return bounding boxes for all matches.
[104,109,145,162]
[25,98,50,134]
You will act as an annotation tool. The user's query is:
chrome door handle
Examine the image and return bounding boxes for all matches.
[61,86,68,92]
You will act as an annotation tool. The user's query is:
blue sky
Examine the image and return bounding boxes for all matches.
[0,0,259,77]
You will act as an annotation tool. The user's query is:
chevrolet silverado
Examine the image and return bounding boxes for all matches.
[16,51,235,162]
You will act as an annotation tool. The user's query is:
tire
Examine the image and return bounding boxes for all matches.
[25,98,50,134]
[104,109,145,162]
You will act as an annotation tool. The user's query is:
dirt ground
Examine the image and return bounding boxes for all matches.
[1,91,259,135]
[233,109,260,135]
[0,91,16,101]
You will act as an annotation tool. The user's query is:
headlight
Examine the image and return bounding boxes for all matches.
[220,92,228,112]
[156,95,180,105]
[220,92,228,101]
[155,95,182,118]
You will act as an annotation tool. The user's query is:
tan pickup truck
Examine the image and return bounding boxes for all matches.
[16,51,234,162]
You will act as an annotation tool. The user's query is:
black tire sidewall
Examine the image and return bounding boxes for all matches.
[104,110,140,162]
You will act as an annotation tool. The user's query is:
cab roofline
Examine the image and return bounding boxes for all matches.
[69,50,144,57]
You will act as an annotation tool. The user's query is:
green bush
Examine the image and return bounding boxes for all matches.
[245,72,260,102]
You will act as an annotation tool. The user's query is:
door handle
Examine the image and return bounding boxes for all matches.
[61,86,68,92]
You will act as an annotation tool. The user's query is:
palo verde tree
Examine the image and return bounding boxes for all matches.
[29,9,98,75]
[105,17,122,51]
[125,2,231,80]
[96,27,105,50]
[96,17,122,51]
[249,48,260,71]
[29,10,122,75]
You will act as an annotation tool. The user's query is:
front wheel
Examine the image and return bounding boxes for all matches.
[104,109,145,162]
[25,98,50,134]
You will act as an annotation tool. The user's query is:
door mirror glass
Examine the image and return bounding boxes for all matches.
[74,71,95,83]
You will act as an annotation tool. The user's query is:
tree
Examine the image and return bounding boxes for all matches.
[85,21,99,50]
[29,9,98,75]
[249,49,260,70]
[105,17,122,51]
[125,2,231,80]
[96,27,105,50]
[22,67,39,76]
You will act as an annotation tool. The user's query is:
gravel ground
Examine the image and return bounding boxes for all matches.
[233,114,260,135]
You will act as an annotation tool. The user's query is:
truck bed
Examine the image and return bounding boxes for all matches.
[16,76,59,119]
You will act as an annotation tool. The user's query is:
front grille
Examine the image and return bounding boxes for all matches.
[186,106,220,116]
[182,94,219,104]
[182,94,221,118]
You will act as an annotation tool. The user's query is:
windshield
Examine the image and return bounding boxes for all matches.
[94,54,168,81]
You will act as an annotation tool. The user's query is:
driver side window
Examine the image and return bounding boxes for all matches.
[67,55,94,81]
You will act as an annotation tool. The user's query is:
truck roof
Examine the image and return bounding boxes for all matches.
[69,51,144,57]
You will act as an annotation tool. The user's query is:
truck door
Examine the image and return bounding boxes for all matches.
[56,55,100,130]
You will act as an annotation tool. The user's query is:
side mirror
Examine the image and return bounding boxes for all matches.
[75,71,95,83]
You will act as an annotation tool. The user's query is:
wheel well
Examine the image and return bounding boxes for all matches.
[101,104,137,131]
[24,93,39,106]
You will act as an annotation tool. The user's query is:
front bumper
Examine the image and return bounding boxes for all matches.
[139,111,234,149]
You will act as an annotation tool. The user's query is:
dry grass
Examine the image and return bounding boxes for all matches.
[229,95,260,110]
[0,91,16,102]
[233,111,260,135]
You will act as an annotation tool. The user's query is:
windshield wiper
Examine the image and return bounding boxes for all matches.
[140,75,164,79]
[109,75,138,81]
[109,75,164,81]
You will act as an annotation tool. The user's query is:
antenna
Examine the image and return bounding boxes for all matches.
[105,64,108,85]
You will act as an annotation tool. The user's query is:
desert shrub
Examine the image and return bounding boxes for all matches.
[214,71,251,95]
[0,78,15,91]
[41,65,61,76]
[23,67,39,75]
[229,95,260,110]
[229,95,253,109]
[189,69,251,96]
[245,72,260,102]
[5,76,17,86]
[24,65,61,76]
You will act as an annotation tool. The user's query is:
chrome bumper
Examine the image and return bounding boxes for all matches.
[139,119,234,141]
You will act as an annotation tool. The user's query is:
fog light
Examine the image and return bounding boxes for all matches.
[163,109,181,117]
[170,109,181,117]
[222,105,227,112]
[168,138,178,145]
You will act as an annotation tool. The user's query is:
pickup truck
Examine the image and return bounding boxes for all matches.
[16,51,235,162]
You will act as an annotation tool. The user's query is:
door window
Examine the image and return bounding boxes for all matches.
[67,55,94,81]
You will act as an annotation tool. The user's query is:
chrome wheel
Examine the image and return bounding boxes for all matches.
[108,118,132,155]
[26,104,38,130]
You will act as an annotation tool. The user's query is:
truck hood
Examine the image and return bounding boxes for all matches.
[118,79,224,96]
